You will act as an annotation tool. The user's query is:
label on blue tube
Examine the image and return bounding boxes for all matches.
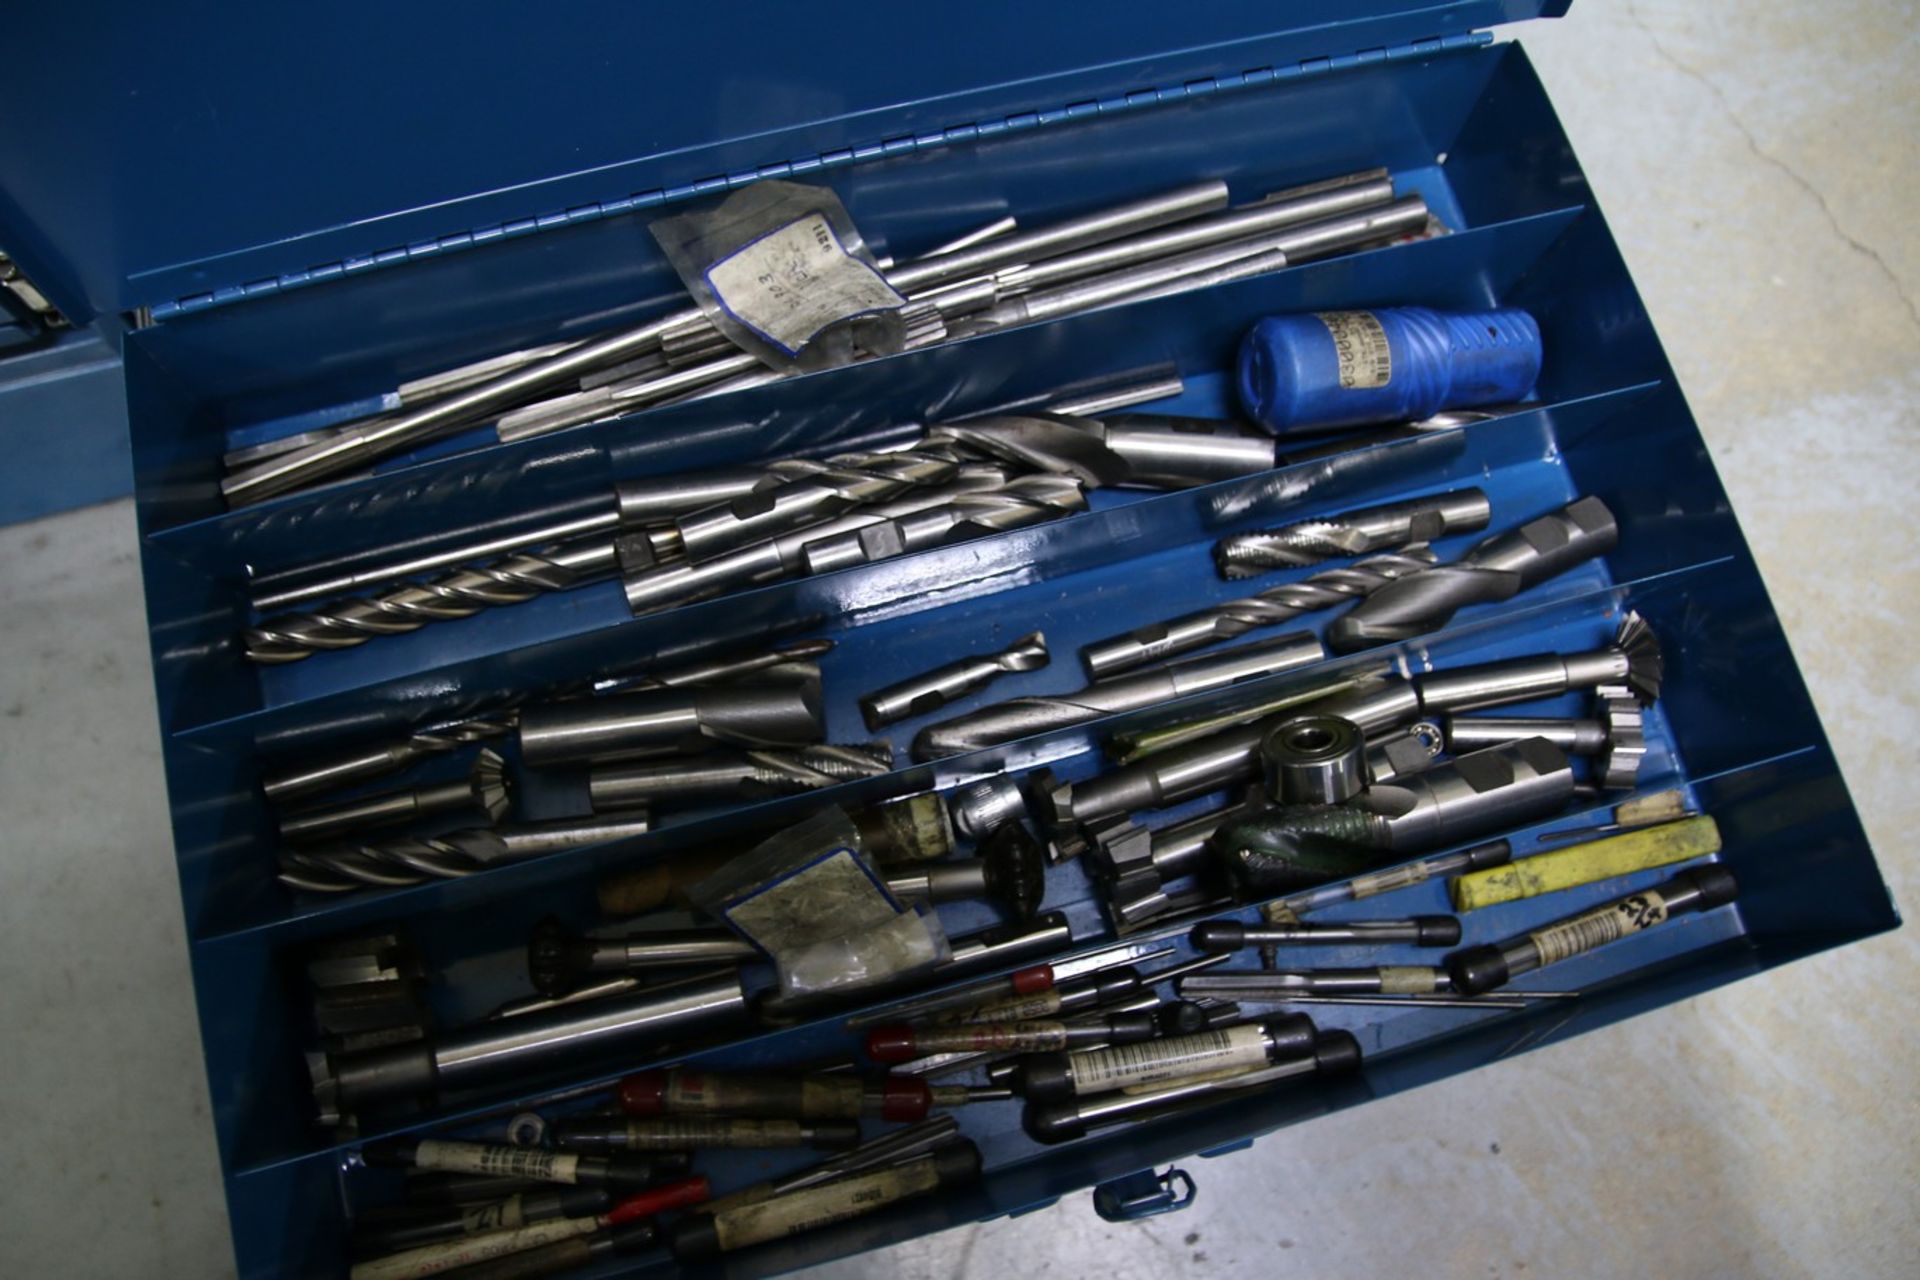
[1317,311,1392,388]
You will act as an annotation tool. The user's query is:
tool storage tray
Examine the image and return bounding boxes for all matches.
[6,3,1893,1276]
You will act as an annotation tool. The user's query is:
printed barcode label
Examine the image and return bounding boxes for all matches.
[1316,311,1393,389]
[1069,1024,1270,1093]
[412,1141,580,1185]
[1529,889,1671,965]
[705,213,904,356]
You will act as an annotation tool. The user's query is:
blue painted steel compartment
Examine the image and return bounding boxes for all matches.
[7,6,1893,1278]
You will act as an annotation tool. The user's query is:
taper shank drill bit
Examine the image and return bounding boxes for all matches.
[1080,548,1437,679]
[1327,496,1619,652]
[258,640,831,803]
[860,633,1051,730]
[1211,489,1492,579]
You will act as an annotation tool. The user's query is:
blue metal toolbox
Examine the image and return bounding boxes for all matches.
[0,2,1897,1276]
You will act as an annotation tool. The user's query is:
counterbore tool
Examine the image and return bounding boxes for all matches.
[1214,738,1575,894]
[278,751,509,843]
[1326,497,1619,652]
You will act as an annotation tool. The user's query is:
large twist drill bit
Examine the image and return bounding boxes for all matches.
[279,813,656,894]
[672,447,966,563]
[798,475,1088,576]
[1211,489,1492,579]
[1079,548,1438,679]
[1326,496,1619,653]
[589,743,895,811]
[860,633,1051,730]
[912,632,1326,760]
[244,537,630,664]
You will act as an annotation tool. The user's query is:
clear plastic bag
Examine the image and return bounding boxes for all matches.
[650,181,906,370]
[686,808,948,997]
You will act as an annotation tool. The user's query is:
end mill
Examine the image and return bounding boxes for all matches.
[860,632,1051,730]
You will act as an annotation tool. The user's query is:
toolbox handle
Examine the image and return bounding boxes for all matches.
[1092,1166,1198,1222]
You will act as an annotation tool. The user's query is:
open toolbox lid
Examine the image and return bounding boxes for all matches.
[0,1,1564,328]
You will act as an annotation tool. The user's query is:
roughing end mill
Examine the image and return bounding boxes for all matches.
[588,744,894,811]
[1080,548,1437,679]
[912,631,1326,760]
[860,632,1051,730]
[1327,496,1618,653]
[1211,489,1492,579]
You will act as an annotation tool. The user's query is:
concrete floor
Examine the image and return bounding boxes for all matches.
[1,2,1914,1275]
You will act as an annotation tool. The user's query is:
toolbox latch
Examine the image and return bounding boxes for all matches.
[1092,1166,1198,1222]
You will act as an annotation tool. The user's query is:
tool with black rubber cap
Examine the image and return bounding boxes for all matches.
[549,1116,861,1154]
[1023,1030,1361,1144]
[668,1140,982,1261]
[348,1176,707,1280]
[617,1069,1010,1122]
[1448,865,1739,995]
[1193,916,1462,951]
[1010,1012,1318,1103]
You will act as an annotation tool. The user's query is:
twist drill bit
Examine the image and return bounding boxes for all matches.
[1211,489,1493,579]
[923,414,1132,487]
[673,447,965,563]
[589,744,895,811]
[277,750,510,844]
[913,631,1325,760]
[799,476,1088,575]
[860,633,1051,730]
[1080,548,1438,679]
[244,537,625,664]
[279,813,655,894]
[1327,496,1619,653]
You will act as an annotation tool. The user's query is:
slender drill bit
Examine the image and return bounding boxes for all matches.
[261,713,519,804]
[279,813,655,894]
[278,750,510,843]
[1211,489,1492,579]
[1080,548,1437,678]
[860,633,1051,730]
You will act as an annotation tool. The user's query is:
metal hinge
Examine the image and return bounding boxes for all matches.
[146,32,1489,323]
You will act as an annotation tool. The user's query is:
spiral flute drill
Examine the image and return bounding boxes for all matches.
[1080,548,1437,678]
